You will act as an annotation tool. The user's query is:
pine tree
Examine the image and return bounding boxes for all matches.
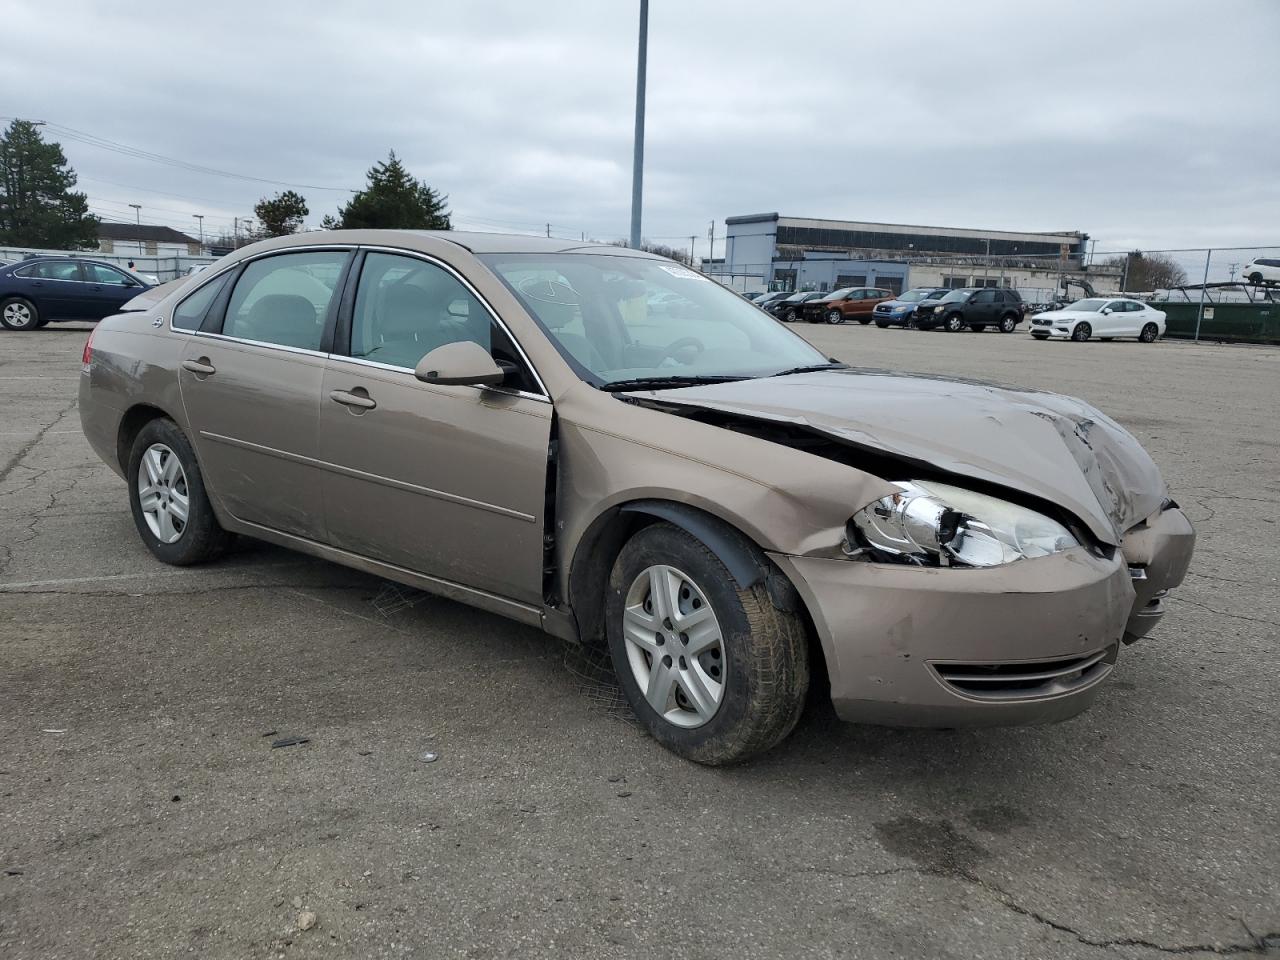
[0,120,98,249]
[331,151,450,230]
[254,189,309,237]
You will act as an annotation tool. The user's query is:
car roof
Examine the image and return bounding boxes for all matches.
[403,230,669,257]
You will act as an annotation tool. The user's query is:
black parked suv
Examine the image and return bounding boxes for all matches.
[766,290,826,322]
[914,287,1025,333]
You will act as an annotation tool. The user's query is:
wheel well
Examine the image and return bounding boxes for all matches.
[116,404,172,473]
[566,500,801,648]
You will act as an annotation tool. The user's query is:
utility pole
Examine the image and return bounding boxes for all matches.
[1228,262,1240,282]
[690,235,696,267]
[707,220,715,267]
[628,0,649,250]
[546,223,551,238]
[129,203,142,254]
[234,217,240,248]
[193,214,204,250]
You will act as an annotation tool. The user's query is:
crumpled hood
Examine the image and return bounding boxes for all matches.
[633,369,1168,545]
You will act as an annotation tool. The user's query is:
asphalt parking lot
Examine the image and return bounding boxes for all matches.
[2,321,1278,959]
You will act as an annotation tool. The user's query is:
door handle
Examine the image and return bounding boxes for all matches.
[329,389,376,410]
[181,358,216,376]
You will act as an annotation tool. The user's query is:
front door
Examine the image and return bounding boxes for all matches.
[81,262,146,319]
[179,248,352,541]
[317,250,552,605]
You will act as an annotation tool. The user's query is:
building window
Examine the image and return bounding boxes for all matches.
[943,276,967,289]
[835,274,867,287]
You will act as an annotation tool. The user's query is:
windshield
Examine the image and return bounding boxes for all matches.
[898,289,931,303]
[940,290,972,303]
[481,254,832,387]
[1068,298,1105,311]
[825,287,854,299]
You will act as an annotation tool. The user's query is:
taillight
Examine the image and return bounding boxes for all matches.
[82,329,95,367]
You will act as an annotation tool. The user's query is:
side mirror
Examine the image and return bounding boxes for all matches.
[123,278,140,287]
[414,340,506,387]
[1101,307,1111,315]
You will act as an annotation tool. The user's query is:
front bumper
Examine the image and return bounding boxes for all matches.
[769,506,1193,727]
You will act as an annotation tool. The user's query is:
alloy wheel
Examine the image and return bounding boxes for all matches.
[136,443,190,544]
[1140,323,1158,343]
[2,301,36,330]
[945,314,964,332]
[1072,322,1092,342]
[827,309,842,324]
[999,316,1017,333]
[621,564,725,729]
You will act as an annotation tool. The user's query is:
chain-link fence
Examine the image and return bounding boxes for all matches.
[0,245,216,282]
[702,245,1280,343]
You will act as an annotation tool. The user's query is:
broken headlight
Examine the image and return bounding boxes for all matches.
[847,481,1078,567]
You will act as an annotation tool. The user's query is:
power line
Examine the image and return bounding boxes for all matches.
[5,117,356,193]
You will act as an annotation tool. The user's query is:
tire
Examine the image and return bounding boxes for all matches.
[1249,272,1263,285]
[857,317,871,325]
[1071,321,1092,342]
[606,522,809,765]
[1139,322,1159,343]
[0,297,40,331]
[998,314,1018,333]
[944,313,965,332]
[906,316,919,330]
[1100,337,1114,342]
[970,325,987,333]
[826,309,842,325]
[127,418,232,565]
[875,319,890,328]
[785,308,798,322]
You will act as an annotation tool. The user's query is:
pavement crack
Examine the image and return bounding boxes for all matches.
[0,398,79,488]
[1170,595,1279,628]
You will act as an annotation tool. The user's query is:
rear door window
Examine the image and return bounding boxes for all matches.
[222,251,348,351]
[173,272,232,331]
[83,263,133,285]
[19,261,83,281]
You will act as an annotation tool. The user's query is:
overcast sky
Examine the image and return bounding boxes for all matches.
[5,0,1278,262]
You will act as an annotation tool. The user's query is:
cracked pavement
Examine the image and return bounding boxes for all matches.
[1,323,1277,959]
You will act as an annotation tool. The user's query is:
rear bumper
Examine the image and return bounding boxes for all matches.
[771,507,1193,727]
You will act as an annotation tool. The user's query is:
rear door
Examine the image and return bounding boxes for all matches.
[15,260,86,318]
[317,249,552,606]
[81,262,146,319]
[179,247,353,541]
[970,289,998,324]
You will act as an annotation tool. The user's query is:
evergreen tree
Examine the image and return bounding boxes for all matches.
[0,120,98,249]
[332,151,450,230]
[254,189,309,237]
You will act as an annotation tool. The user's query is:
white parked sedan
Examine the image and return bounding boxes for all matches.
[1029,298,1167,343]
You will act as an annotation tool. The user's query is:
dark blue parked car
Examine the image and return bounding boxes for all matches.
[0,257,152,330]
[872,287,951,328]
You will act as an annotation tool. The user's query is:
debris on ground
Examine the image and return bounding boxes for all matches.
[271,736,310,749]
[419,751,439,763]
[297,911,317,931]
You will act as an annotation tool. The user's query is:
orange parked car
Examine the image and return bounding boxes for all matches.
[800,286,895,324]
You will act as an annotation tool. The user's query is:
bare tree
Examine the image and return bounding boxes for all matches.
[1103,251,1189,290]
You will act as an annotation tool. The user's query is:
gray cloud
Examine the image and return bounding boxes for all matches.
[5,0,1277,258]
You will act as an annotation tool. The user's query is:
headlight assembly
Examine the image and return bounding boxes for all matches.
[846,481,1078,567]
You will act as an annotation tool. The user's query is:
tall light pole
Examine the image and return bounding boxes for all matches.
[628,0,649,250]
[193,214,204,250]
[129,203,142,254]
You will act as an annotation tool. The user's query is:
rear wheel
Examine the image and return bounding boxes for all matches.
[826,309,842,324]
[944,313,965,332]
[606,522,809,765]
[0,297,40,331]
[1071,321,1092,342]
[128,418,232,565]
[1139,322,1159,343]
[998,314,1018,333]
[1249,272,1263,285]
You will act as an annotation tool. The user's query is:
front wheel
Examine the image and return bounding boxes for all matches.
[1249,272,1263,285]
[128,418,232,565]
[1139,322,1159,343]
[875,319,890,328]
[998,314,1018,333]
[944,313,965,332]
[785,308,798,322]
[606,522,809,765]
[0,297,40,331]
[826,309,843,325]
[1071,321,1092,342]
[857,317,871,325]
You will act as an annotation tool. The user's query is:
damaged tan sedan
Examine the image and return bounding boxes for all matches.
[79,231,1195,764]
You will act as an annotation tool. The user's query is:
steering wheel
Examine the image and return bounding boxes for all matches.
[658,336,706,364]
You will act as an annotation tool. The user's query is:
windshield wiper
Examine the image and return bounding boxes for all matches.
[600,374,745,392]
[767,362,848,378]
